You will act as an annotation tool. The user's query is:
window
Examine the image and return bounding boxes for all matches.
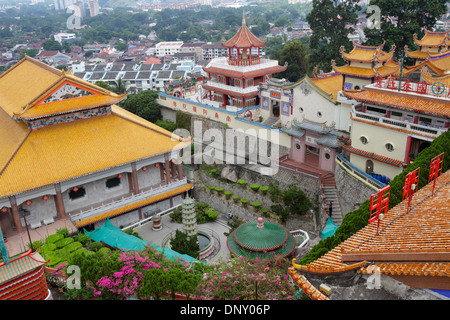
[295,143,301,150]
[106,177,121,189]
[69,187,86,200]
[360,136,368,145]
[317,111,322,118]
[385,143,394,152]
[324,153,331,160]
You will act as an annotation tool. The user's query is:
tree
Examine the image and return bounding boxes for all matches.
[363,0,448,57]
[307,0,361,72]
[169,230,199,259]
[275,39,309,82]
[42,38,62,51]
[119,90,162,123]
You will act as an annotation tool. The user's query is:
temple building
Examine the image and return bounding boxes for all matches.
[290,168,450,291]
[342,77,449,180]
[201,14,287,110]
[332,41,400,91]
[405,28,449,66]
[0,56,193,241]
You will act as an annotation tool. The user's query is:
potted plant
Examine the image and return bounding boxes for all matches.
[237,179,248,189]
[224,190,232,200]
[250,184,260,193]
[215,187,224,196]
[251,202,262,212]
[208,185,215,194]
[232,195,240,203]
[260,186,269,195]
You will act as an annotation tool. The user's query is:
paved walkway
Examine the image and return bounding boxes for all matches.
[135,212,232,263]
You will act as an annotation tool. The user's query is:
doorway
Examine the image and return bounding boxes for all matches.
[365,160,374,174]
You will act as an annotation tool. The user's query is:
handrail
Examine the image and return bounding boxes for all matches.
[69,178,188,222]
[335,153,385,190]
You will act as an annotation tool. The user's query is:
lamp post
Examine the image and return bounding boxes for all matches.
[398,49,404,92]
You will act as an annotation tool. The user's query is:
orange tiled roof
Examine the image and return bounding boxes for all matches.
[421,68,450,88]
[343,86,450,118]
[340,41,395,63]
[343,144,403,167]
[222,15,266,49]
[310,72,343,101]
[413,28,449,47]
[292,169,450,281]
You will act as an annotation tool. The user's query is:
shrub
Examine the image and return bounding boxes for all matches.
[39,243,56,253]
[55,237,74,249]
[56,227,69,237]
[65,241,83,253]
[224,190,232,199]
[250,184,260,192]
[98,247,111,256]
[89,241,103,252]
[260,186,269,194]
[240,198,249,206]
[206,209,219,220]
[232,195,240,202]
[251,202,262,209]
[237,179,248,187]
[75,232,91,246]
[28,240,44,251]
[215,187,224,194]
[208,185,215,191]
[45,233,63,244]
[261,208,269,216]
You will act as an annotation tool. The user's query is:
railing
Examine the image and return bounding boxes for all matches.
[207,57,280,73]
[274,154,322,180]
[352,110,447,138]
[121,204,183,231]
[204,80,258,95]
[335,153,385,191]
[69,178,188,223]
[229,56,261,66]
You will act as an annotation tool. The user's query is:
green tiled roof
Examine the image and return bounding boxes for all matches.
[227,220,296,261]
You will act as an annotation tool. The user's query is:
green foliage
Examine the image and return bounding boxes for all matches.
[240,198,249,205]
[155,119,177,132]
[88,241,103,252]
[215,187,224,193]
[261,208,269,216]
[251,202,262,210]
[282,185,312,216]
[175,111,192,133]
[28,240,44,251]
[54,237,74,249]
[39,243,56,253]
[224,190,232,199]
[260,186,269,194]
[307,0,361,72]
[237,179,248,187]
[45,233,63,244]
[274,39,309,82]
[206,208,219,220]
[232,195,240,202]
[98,247,111,256]
[299,131,450,265]
[56,227,69,237]
[119,90,162,123]
[250,184,260,192]
[75,232,91,246]
[170,230,199,259]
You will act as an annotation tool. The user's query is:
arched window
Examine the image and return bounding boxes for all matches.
[365,160,374,174]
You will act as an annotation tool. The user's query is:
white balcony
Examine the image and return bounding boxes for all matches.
[69,178,188,224]
[206,57,280,73]
[205,80,258,95]
[352,108,447,139]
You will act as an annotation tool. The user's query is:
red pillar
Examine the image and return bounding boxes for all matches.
[9,196,22,233]
[131,162,139,195]
[54,183,66,219]
[404,135,412,164]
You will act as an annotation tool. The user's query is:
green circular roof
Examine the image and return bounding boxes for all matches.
[227,219,296,261]
[234,220,288,251]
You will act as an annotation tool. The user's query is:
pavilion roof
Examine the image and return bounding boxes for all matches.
[222,14,266,49]
[332,60,400,79]
[340,41,395,63]
[413,28,450,48]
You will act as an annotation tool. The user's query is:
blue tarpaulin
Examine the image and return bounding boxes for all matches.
[320,216,339,239]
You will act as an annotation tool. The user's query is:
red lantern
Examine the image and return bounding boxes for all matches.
[154,163,160,168]
[142,167,148,172]
[73,187,79,192]
[117,174,123,179]
[1,207,8,213]
[25,200,32,206]
[42,195,49,201]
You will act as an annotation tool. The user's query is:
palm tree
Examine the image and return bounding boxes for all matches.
[112,78,127,94]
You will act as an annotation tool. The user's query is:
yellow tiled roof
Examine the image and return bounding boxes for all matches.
[421,68,450,87]
[310,73,343,101]
[0,108,191,198]
[0,56,62,117]
[332,63,400,78]
[16,94,126,120]
[340,41,395,63]
[413,29,449,47]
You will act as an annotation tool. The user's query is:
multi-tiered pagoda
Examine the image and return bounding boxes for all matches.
[202,14,287,110]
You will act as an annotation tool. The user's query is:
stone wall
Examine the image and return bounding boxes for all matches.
[334,160,374,216]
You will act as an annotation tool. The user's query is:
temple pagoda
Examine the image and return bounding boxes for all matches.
[202,13,287,110]
[405,28,450,65]
[332,41,400,90]
[182,196,197,239]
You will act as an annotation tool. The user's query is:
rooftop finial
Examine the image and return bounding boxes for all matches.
[242,9,246,26]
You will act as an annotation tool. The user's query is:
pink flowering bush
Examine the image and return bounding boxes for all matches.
[195,255,297,300]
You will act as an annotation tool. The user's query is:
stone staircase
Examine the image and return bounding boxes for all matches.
[263,116,280,127]
[321,173,343,226]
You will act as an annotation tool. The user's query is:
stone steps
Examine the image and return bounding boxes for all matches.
[323,185,343,226]
[263,116,280,127]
